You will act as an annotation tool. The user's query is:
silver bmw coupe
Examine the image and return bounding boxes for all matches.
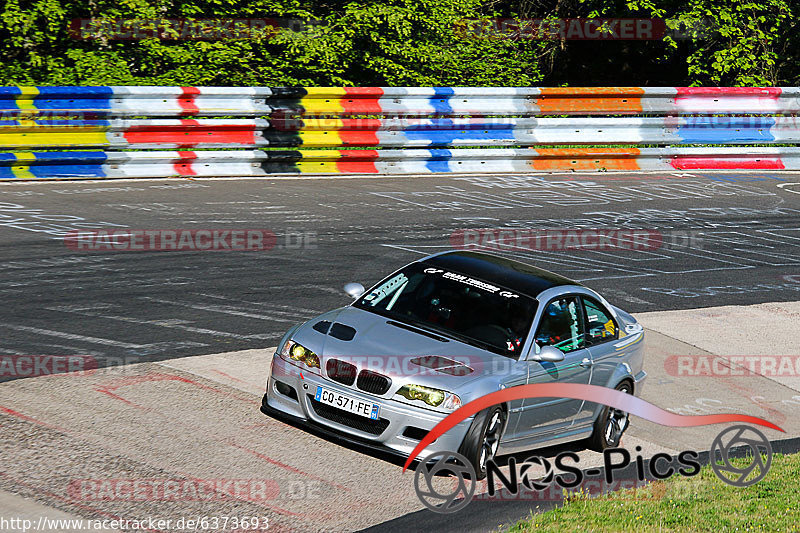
[262,251,646,477]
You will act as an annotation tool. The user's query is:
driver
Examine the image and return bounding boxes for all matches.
[535,300,571,349]
[505,303,530,353]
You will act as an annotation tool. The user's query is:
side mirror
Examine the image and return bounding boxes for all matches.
[531,345,565,363]
[343,282,365,299]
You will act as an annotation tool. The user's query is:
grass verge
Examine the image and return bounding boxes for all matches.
[507,453,800,532]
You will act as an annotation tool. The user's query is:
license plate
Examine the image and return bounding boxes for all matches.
[315,386,380,420]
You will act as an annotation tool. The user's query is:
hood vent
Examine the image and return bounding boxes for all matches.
[312,320,332,334]
[311,320,356,340]
[329,323,356,341]
[410,355,474,376]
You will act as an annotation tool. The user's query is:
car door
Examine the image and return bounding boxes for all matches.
[514,295,593,439]
[579,295,622,425]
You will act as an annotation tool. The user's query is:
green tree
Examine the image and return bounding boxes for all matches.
[0,0,796,87]
[0,0,545,86]
[628,0,791,85]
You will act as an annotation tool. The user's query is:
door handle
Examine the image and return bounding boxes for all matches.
[580,357,593,368]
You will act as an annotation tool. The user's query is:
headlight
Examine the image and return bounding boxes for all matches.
[396,383,462,410]
[279,340,320,369]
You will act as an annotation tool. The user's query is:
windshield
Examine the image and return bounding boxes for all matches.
[353,262,537,358]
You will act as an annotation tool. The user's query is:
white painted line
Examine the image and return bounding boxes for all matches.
[46,305,279,341]
[195,293,322,316]
[0,324,151,349]
[17,342,105,357]
[379,244,434,255]
[600,288,653,306]
[777,182,800,194]
[140,297,301,323]
[0,346,28,355]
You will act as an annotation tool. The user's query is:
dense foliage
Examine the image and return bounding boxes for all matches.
[0,0,794,86]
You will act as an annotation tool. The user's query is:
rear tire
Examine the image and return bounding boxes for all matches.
[458,406,506,480]
[588,381,632,451]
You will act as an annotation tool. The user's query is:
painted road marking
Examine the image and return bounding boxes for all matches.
[140,297,304,324]
[46,304,280,341]
[0,324,207,352]
[777,182,800,194]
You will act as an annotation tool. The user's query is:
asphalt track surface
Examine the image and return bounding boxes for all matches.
[1,171,800,532]
[1,171,800,369]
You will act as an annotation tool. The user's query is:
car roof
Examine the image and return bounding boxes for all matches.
[420,250,580,298]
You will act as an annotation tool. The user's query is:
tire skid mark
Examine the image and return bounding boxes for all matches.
[709,360,789,425]
[0,372,326,529]
[210,368,248,383]
[1,410,305,525]
[93,372,259,406]
[95,389,148,410]
[163,469,306,522]
[89,369,348,502]
[226,441,350,493]
[0,405,70,433]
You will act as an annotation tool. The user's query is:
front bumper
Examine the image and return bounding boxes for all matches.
[263,352,473,458]
[633,369,647,394]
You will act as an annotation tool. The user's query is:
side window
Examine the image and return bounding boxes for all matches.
[534,296,585,353]
[582,297,619,345]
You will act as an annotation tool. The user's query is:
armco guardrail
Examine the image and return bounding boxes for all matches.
[3,117,800,149]
[3,147,799,179]
[1,86,800,179]
[2,86,798,117]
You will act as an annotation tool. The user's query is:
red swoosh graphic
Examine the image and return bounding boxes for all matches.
[402,383,784,472]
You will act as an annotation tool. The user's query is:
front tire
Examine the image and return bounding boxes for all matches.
[458,406,507,480]
[588,381,632,451]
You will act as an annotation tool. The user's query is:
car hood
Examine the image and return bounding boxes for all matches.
[289,306,508,390]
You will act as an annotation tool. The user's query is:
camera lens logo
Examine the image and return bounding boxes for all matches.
[519,456,554,491]
[710,425,772,487]
[413,451,476,513]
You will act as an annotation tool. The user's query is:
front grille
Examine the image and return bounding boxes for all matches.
[326,359,357,386]
[307,395,390,436]
[356,370,391,395]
